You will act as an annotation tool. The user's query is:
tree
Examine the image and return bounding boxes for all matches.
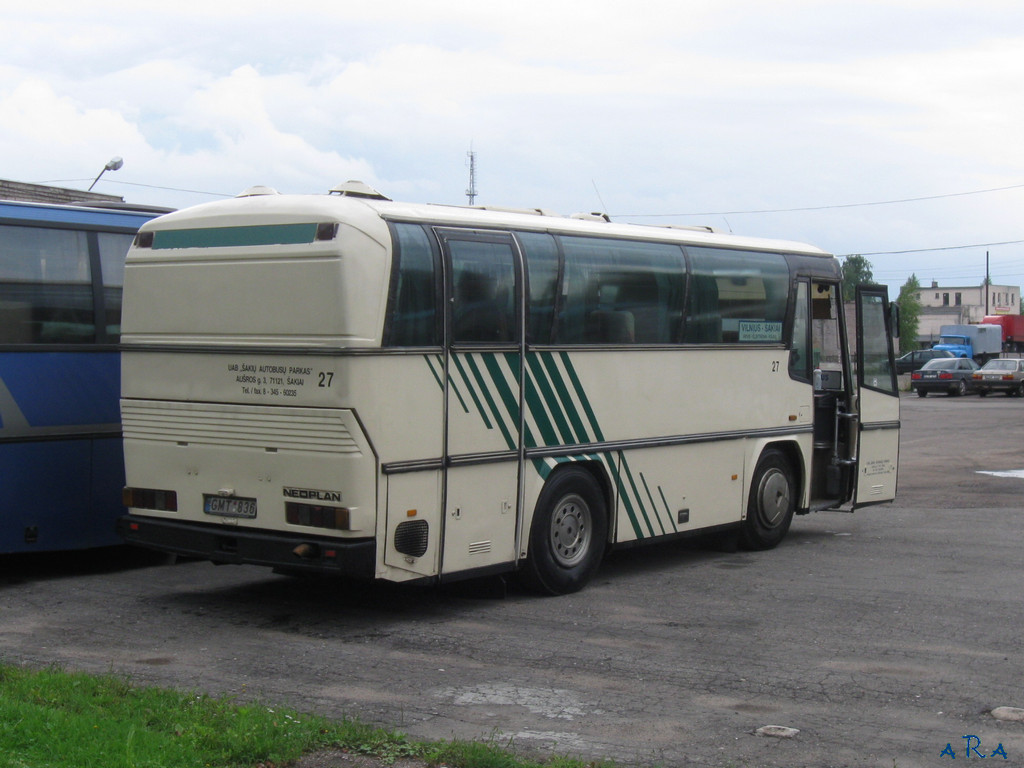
[895,274,922,352]
[840,255,874,300]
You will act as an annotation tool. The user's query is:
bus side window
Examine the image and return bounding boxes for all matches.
[0,225,95,344]
[683,247,788,345]
[384,223,440,347]
[517,232,559,345]
[97,231,134,343]
[557,236,684,345]
[685,274,721,343]
[448,239,517,344]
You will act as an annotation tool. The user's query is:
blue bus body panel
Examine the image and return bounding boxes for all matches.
[0,352,124,553]
[0,440,125,552]
[0,200,162,553]
[0,352,120,428]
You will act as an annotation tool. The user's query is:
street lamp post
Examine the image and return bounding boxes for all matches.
[88,157,123,192]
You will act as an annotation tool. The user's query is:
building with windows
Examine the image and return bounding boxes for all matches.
[916,281,1020,345]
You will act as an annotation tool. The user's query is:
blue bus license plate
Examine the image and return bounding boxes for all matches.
[203,495,257,518]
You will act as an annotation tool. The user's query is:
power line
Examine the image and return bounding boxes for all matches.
[34,178,233,197]
[617,182,1024,218]
[837,238,1024,258]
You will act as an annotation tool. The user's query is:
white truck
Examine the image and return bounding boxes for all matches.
[933,324,1003,364]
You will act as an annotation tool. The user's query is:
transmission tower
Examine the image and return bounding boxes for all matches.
[465,149,478,205]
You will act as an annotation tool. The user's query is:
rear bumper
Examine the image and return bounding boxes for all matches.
[911,381,969,393]
[975,381,1019,393]
[118,515,376,578]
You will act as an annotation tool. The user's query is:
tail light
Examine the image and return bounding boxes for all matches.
[938,372,953,380]
[123,487,178,511]
[911,372,922,380]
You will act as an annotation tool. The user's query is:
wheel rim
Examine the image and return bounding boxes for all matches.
[549,493,592,568]
[756,468,791,528]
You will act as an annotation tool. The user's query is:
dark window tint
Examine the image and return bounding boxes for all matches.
[789,281,810,380]
[517,231,559,344]
[0,225,94,344]
[448,238,517,344]
[858,291,897,393]
[558,237,685,344]
[97,231,133,342]
[386,224,439,347]
[684,247,788,344]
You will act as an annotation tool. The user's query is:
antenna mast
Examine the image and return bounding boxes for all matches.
[465,148,478,205]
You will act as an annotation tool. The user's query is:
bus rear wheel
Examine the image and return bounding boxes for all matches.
[739,449,795,551]
[520,466,607,595]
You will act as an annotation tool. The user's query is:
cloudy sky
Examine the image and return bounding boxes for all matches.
[3,0,1024,294]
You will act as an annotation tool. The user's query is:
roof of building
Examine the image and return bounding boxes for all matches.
[0,178,124,205]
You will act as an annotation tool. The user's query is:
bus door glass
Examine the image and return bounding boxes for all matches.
[806,281,856,507]
[438,230,523,577]
[853,285,899,506]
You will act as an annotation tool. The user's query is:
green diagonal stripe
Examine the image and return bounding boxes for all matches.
[540,352,592,445]
[526,354,575,447]
[451,353,492,427]
[658,485,678,533]
[466,353,516,448]
[559,351,605,443]
[640,472,669,535]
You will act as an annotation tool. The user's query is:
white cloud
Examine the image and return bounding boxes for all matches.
[1,1,1024,290]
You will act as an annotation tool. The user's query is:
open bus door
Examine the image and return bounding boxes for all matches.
[853,285,900,506]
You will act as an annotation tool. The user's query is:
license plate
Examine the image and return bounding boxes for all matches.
[203,494,257,518]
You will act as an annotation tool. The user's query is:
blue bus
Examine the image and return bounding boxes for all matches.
[0,199,166,553]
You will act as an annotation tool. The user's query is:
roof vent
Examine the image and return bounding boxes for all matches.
[660,224,722,233]
[236,185,279,197]
[471,205,560,217]
[328,180,391,200]
[570,211,611,222]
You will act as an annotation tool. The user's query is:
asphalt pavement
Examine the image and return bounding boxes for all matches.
[2,392,1023,768]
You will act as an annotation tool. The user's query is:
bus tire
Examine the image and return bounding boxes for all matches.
[739,449,795,551]
[520,466,607,595]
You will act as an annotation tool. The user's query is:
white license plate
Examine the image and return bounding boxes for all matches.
[203,495,257,518]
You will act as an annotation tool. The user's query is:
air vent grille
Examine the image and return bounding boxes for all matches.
[394,520,429,557]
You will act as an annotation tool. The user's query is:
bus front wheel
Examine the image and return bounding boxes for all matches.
[520,466,607,595]
[739,449,795,551]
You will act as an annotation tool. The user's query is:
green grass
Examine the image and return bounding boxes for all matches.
[0,664,612,768]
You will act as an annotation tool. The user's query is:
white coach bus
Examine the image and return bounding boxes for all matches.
[119,182,899,594]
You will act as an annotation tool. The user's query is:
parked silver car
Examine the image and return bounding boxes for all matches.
[973,358,1024,397]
